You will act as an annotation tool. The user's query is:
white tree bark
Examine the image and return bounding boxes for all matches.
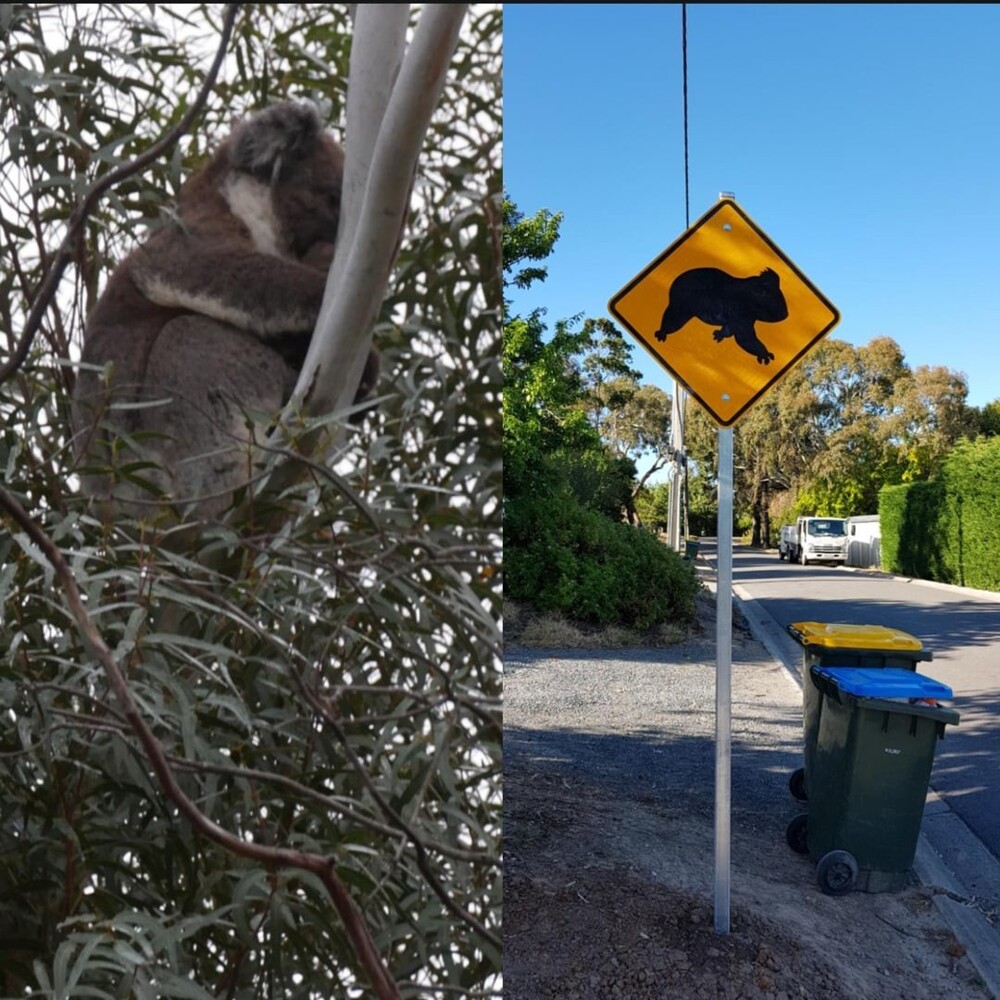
[293,3,469,419]
[332,5,408,296]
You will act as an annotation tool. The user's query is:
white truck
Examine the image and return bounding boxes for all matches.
[777,524,798,561]
[781,516,848,566]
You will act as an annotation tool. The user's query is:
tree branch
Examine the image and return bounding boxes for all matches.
[333,4,409,294]
[0,484,400,1000]
[165,753,499,866]
[294,3,469,417]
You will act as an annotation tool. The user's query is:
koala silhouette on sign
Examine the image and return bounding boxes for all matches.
[652,266,788,365]
[71,101,380,524]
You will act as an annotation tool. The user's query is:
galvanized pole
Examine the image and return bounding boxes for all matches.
[714,425,733,933]
[669,385,685,551]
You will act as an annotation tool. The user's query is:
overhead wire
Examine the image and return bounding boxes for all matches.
[682,2,690,230]
[676,3,690,540]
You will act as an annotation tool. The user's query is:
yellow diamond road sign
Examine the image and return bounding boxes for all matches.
[608,198,840,427]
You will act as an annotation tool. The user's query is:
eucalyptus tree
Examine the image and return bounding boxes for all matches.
[0,5,501,997]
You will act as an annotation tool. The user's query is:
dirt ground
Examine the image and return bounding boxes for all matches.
[503,591,992,999]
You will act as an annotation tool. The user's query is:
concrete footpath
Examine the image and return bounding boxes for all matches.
[715,556,1000,997]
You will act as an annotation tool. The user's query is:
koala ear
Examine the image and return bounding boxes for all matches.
[230,101,322,183]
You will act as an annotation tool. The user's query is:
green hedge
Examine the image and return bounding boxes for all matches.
[879,437,1000,591]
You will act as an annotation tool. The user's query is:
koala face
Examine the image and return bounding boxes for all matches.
[277,137,345,259]
[223,101,345,261]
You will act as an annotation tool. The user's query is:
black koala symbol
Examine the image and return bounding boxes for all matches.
[652,266,788,365]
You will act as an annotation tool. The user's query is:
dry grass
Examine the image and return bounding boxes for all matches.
[504,597,703,650]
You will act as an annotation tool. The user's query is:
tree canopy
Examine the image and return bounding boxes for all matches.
[503,195,699,631]
[682,334,981,543]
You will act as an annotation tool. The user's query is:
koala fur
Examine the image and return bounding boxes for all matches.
[71,101,379,524]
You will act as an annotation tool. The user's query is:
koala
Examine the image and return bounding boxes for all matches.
[71,101,380,524]
[653,266,788,365]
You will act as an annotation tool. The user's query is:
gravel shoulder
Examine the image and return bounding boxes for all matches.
[503,590,991,999]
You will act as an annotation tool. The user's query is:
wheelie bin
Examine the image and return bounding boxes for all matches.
[785,622,932,801]
[785,665,959,895]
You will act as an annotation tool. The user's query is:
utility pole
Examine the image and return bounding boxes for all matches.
[668,385,686,551]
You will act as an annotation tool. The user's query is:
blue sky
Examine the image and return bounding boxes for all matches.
[503,3,1000,412]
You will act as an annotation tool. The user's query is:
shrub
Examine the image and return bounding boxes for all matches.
[505,492,699,630]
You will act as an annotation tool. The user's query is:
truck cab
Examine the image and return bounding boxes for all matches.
[795,516,848,566]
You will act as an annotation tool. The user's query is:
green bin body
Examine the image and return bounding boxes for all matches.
[807,666,959,892]
[786,622,932,799]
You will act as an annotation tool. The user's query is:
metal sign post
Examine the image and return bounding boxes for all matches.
[714,426,734,933]
[608,195,839,937]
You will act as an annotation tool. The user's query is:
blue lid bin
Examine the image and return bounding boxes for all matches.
[785,622,932,803]
[785,666,959,895]
[812,666,953,703]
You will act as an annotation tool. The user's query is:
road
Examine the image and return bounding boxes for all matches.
[701,538,1000,914]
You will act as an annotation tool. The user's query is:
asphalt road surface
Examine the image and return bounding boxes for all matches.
[702,539,1000,903]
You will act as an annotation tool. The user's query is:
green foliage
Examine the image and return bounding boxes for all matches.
[685,470,719,538]
[879,480,948,580]
[938,438,1000,590]
[501,195,563,293]
[979,399,1000,437]
[505,491,698,630]
[729,336,978,543]
[879,437,1000,591]
[0,4,500,996]
[503,197,695,631]
[557,447,636,521]
[635,482,672,533]
[786,482,860,520]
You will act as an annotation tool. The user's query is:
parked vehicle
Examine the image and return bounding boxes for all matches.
[778,524,797,561]
[846,514,881,569]
[793,516,848,566]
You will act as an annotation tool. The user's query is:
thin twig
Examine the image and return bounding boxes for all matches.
[0,482,401,999]
[165,754,499,866]
[299,680,501,951]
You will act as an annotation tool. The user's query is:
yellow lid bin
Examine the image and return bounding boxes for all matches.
[785,622,933,805]
[787,622,927,654]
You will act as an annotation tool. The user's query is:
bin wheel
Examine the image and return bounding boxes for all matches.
[816,850,859,896]
[785,813,809,855]
[789,767,807,801]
